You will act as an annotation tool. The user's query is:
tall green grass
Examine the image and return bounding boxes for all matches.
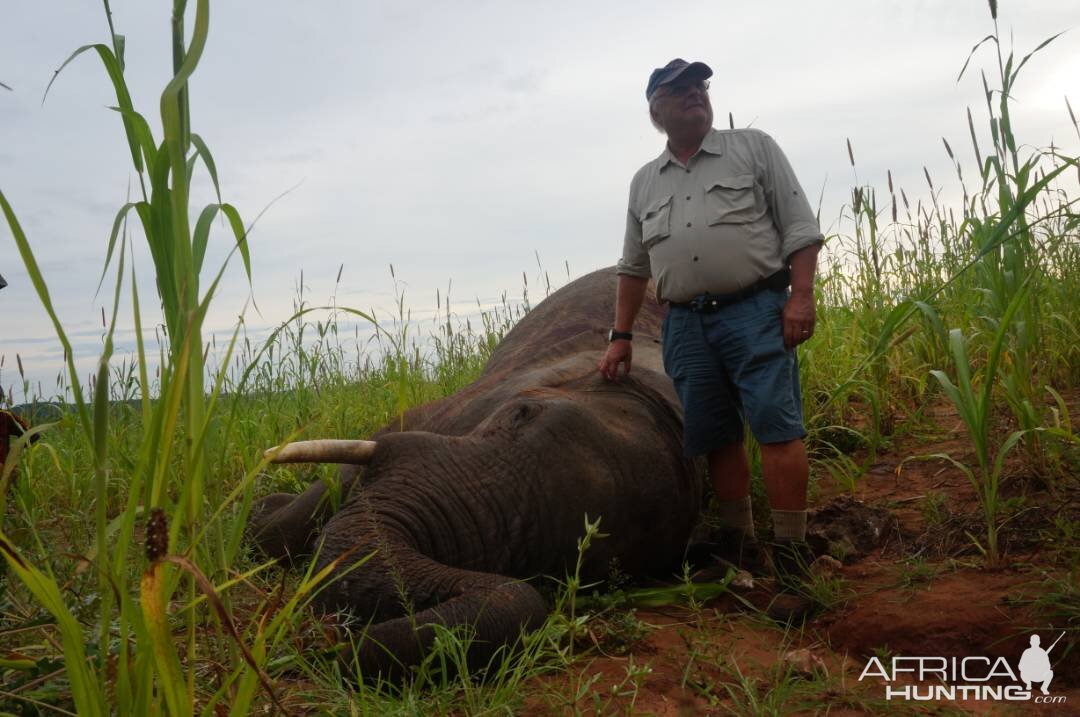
[1,1,318,713]
[806,4,1078,563]
[1,0,1078,713]
[1,5,534,709]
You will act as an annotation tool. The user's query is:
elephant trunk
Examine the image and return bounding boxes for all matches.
[340,566,547,682]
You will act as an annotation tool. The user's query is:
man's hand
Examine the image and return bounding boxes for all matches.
[601,275,648,381]
[598,340,633,381]
[782,288,816,349]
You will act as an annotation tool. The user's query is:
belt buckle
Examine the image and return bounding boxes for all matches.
[692,295,722,313]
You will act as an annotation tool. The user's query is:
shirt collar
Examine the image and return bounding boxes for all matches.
[656,128,724,171]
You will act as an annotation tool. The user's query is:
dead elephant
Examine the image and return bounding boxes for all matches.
[249,267,703,678]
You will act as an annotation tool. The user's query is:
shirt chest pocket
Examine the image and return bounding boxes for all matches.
[641,195,673,249]
[706,173,758,225]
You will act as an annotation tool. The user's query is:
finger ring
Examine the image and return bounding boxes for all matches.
[801,330,810,334]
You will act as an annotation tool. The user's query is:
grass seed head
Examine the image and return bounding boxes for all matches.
[145,507,168,562]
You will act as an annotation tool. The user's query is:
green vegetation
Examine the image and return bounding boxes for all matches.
[2,0,1078,713]
[807,12,1080,565]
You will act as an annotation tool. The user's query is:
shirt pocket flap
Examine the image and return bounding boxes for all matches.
[707,173,755,192]
[706,174,758,225]
[641,194,673,248]
[642,194,673,219]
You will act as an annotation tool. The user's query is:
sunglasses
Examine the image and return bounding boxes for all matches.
[654,79,710,99]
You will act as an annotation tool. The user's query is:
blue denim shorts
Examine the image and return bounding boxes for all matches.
[661,288,806,457]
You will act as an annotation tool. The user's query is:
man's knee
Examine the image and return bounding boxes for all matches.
[708,439,744,458]
[758,437,805,453]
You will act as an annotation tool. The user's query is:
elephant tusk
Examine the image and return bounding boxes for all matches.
[264,439,378,464]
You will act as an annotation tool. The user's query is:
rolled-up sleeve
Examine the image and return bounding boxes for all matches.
[759,132,824,261]
[616,197,651,278]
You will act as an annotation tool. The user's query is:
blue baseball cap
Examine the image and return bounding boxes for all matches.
[646,59,713,101]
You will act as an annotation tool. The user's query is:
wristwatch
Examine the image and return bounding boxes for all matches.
[607,329,633,342]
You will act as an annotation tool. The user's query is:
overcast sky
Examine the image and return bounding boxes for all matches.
[2,1,1078,400]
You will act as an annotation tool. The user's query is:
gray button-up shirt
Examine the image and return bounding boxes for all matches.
[617,128,823,303]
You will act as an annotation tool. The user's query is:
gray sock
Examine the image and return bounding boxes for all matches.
[715,496,755,538]
[771,509,807,542]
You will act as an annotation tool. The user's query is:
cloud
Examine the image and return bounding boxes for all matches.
[428,100,520,125]
[3,0,1079,396]
[502,68,545,94]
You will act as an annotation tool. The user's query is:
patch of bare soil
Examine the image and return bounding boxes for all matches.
[524,402,1080,715]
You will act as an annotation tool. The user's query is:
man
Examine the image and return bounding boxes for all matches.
[1019,633,1059,696]
[598,59,823,620]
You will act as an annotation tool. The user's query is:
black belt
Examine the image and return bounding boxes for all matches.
[669,269,790,313]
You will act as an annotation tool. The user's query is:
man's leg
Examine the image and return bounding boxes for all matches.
[703,439,771,573]
[709,439,753,534]
[700,290,809,547]
[758,437,815,621]
[709,439,751,501]
[761,437,809,540]
[1042,672,1052,695]
[662,307,755,557]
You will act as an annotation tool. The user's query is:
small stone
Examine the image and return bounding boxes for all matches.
[730,569,754,591]
[810,555,843,576]
[783,648,827,679]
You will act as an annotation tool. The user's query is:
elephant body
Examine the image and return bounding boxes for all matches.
[249,267,702,676]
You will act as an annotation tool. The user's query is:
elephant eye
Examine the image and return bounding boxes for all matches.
[510,402,543,428]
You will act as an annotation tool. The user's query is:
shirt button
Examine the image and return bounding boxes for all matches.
[686,222,692,227]
[685,195,691,200]
[693,256,699,262]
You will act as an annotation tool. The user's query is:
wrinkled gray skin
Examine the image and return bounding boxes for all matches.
[248,267,701,678]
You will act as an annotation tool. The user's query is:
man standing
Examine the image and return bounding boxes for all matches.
[598,59,823,621]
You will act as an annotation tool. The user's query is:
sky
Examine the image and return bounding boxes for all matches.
[2,0,1078,401]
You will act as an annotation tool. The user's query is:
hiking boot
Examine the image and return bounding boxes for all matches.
[712,527,770,576]
[686,528,769,578]
[766,540,816,624]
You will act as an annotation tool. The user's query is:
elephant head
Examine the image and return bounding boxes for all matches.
[249,373,697,679]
